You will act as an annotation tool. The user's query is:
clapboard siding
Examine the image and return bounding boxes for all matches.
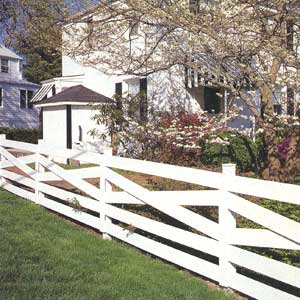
[8,59,22,80]
[0,82,40,128]
[0,46,40,129]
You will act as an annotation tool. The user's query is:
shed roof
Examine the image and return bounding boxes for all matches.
[0,45,22,60]
[34,85,114,107]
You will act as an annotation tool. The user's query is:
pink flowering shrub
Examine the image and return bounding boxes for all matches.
[122,112,225,165]
[255,115,300,181]
[120,111,258,171]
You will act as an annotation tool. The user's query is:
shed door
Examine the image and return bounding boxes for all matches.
[66,105,72,149]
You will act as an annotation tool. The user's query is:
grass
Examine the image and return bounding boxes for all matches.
[0,190,235,300]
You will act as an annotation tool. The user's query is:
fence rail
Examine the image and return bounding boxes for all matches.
[0,135,299,300]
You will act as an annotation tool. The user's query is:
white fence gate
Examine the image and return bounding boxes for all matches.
[0,135,299,300]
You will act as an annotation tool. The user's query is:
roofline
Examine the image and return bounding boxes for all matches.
[0,54,22,60]
[0,80,40,87]
[35,101,111,108]
[0,44,23,60]
[41,74,85,84]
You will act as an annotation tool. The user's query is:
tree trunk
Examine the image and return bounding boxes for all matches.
[261,124,281,180]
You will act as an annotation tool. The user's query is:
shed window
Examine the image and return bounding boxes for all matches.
[52,85,56,96]
[1,59,9,73]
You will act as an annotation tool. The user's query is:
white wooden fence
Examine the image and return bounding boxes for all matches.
[0,135,300,300]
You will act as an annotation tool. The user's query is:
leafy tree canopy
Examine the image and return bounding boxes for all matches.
[0,0,101,83]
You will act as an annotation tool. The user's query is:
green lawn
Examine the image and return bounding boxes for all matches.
[0,190,236,300]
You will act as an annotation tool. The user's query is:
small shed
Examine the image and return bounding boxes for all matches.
[34,85,114,153]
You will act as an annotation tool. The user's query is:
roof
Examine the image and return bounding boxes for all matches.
[0,75,40,88]
[34,85,114,106]
[0,44,22,60]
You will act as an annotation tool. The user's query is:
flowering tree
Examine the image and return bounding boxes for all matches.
[90,96,254,170]
[65,0,300,180]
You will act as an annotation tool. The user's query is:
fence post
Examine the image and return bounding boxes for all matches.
[35,139,45,204]
[100,148,113,240]
[0,134,6,187]
[219,163,237,288]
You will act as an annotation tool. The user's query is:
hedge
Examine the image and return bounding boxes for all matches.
[0,127,42,144]
[199,132,261,172]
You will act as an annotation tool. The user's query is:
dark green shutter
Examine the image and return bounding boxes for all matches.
[66,105,72,149]
[115,82,122,110]
[139,78,147,123]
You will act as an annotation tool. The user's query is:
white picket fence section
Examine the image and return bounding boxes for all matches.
[0,134,300,300]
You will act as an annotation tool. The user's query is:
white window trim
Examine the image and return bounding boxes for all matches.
[1,58,10,74]
[20,89,32,109]
[126,78,140,96]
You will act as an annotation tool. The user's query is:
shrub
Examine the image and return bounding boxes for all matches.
[0,127,41,144]
[200,132,259,172]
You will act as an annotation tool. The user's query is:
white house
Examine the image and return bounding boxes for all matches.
[32,2,298,150]
[33,5,259,130]
[0,45,40,128]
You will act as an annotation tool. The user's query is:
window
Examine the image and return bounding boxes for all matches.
[1,59,9,73]
[204,87,222,114]
[0,88,3,107]
[20,90,34,109]
[128,80,140,95]
[27,90,34,109]
[273,104,282,115]
[127,78,148,122]
[20,90,26,108]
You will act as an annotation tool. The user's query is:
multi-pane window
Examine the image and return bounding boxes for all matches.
[1,59,9,73]
[127,78,148,122]
[0,88,3,107]
[20,90,34,109]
